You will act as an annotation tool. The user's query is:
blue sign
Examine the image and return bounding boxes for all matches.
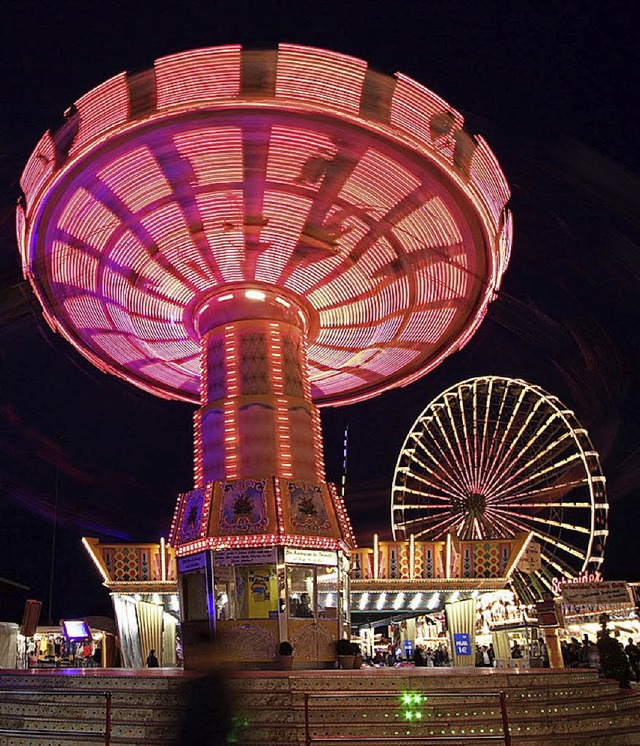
[403,640,414,657]
[454,633,471,656]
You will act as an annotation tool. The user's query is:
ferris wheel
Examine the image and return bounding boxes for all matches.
[391,376,608,592]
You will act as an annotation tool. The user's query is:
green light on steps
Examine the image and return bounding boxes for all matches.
[400,692,424,724]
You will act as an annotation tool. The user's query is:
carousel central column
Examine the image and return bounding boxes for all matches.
[190,285,325,487]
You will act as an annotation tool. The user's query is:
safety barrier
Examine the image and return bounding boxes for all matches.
[0,688,112,745]
[302,689,511,745]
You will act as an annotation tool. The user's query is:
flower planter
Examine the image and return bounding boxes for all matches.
[338,654,355,669]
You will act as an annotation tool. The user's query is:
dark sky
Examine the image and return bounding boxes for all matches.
[1,0,639,623]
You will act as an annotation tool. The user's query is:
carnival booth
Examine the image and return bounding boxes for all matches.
[21,621,112,668]
[0,622,19,668]
[172,479,354,668]
[83,538,180,667]
[556,578,638,645]
[350,532,535,667]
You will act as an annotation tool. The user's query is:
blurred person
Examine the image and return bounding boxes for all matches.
[425,648,434,667]
[175,634,234,746]
[146,649,159,667]
[625,637,640,681]
[587,640,600,670]
[537,637,550,668]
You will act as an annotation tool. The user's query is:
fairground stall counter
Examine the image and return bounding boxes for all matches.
[550,578,639,646]
[83,537,180,667]
[349,531,539,667]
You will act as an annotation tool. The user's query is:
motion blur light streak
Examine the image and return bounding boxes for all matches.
[18,44,511,411]
[2,2,638,624]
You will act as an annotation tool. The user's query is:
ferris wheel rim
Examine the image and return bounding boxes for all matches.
[391,375,608,580]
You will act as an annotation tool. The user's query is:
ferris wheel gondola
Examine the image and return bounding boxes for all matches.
[391,376,608,594]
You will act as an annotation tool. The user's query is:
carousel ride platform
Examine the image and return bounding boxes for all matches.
[1,667,640,745]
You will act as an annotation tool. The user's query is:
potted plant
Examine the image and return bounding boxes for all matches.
[351,641,363,669]
[335,638,355,669]
[277,641,294,670]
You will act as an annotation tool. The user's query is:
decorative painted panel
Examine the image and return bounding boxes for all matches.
[218,479,269,534]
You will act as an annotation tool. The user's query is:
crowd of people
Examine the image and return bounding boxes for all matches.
[560,635,600,668]
[413,644,450,667]
[474,643,496,666]
[561,634,640,680]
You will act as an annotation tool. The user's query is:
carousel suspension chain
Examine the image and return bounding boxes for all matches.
[486,450,583,505]
[485,423,580,497]
[486,454,581,508]
[491,471,591,508]
[515,512,592,536]
[490,507,587,561]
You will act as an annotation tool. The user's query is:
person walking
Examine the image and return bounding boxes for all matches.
[625,638,640,682]
[537,637,550,668]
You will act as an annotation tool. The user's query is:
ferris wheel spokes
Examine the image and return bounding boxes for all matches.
[391,377,608,582]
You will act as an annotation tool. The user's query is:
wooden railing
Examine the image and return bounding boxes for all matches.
[302,690,511,745]
[0,688,112,745]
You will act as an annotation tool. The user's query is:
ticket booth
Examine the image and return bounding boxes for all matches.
[177,544,350,667]
[172,477,355,668]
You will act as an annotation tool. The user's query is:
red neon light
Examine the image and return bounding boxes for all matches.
[19,44,511,410]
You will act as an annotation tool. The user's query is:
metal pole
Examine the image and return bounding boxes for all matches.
[104,691,112,746]
[304,692,311,746]
[47,458,61,625]
[499,690,511,746]
[340,423,349,498]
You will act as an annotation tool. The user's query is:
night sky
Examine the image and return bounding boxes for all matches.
[1,1,639,624]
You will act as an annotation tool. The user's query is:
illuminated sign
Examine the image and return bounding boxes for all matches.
[285,548,337,566]
[62,620,90,639]
[177,552,207,573]
[215,548,277,566]
[561,581,633,614]
[551,570,602,595]
[453,633,471,656]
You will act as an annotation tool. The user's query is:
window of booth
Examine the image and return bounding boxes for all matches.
[317,566,338,619]
[288,566,315,618]
[213,566,234,620]
[181,571,208,621]
[288,565,338,619]
[214,565,278,620]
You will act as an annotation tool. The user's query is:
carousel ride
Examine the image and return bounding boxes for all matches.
[17,45,512,656]
[391,376,609,602]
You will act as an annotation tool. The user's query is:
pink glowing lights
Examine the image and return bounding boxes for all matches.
[18,44,511,408]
